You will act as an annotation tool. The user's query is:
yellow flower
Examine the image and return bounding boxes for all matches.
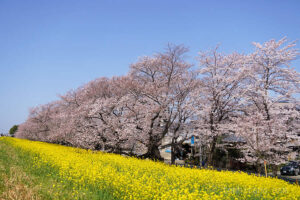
[2,137,299,200]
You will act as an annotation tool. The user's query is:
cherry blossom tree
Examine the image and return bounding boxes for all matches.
[127,44,196,160]
[16,101,62,142]
[56,77,135,151]
[55,84,98,148]
[193,47,248,166]
[85,76,139,153]
[236,38,300,172]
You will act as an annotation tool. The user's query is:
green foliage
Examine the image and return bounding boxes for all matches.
[9,125,18,137]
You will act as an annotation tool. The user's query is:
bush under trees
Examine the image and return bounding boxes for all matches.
[9,125,18,137]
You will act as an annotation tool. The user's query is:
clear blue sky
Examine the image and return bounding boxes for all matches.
[1,0,300,133]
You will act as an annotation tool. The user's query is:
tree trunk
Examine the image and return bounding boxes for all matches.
[256,161,262,175]
[272,165,278,177]
[171,138,176,164]
[140,144,163,161]
[149,145,163,161]
[207,136,217,166]
[171,147,175,164]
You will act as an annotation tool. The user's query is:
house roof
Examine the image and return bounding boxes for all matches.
[222,134,245,143]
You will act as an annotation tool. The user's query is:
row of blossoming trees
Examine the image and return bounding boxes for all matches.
[16,38,300,170]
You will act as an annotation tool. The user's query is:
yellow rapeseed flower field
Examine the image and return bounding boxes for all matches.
[2,137,299,200]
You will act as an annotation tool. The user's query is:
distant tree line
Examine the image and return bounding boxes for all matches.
[16,38,300,170]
